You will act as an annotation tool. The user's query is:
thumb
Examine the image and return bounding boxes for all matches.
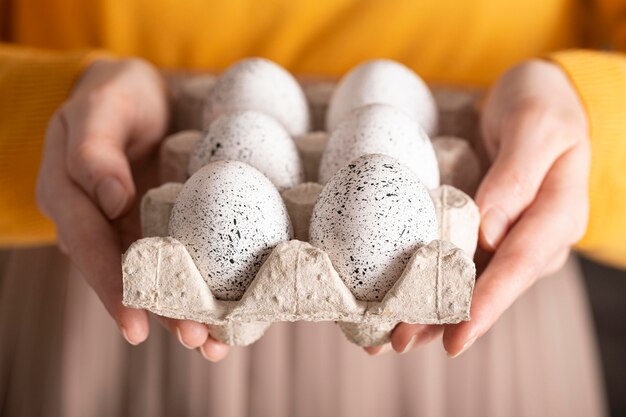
[475,115,574,251]
[60,98,136,219]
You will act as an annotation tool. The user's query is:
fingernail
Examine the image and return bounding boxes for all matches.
[200,344,223,362]
[481,207,508,250]
[177,328,193,349]
[401,336,417,354]
[447,335,477,359]
[96,177,128,219]
[121,327,139,346]
[372,343,392,356]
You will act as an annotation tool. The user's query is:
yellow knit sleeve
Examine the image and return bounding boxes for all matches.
[550,50,626,268]
[0,44,99,246]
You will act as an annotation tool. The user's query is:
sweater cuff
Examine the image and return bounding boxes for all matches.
[0,45,104,247]
[549,49,626,268]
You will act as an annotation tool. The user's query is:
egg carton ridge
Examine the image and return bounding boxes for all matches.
[123,236,474,346]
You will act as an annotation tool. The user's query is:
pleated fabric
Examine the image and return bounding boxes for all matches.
[0,247,608,417]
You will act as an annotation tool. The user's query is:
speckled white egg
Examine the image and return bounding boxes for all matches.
[188,110,304,191]
[309,153,439,301]
[326,59,438,136]
[318,103,440,188]
[204,58,310,136]
[169,160,293,300]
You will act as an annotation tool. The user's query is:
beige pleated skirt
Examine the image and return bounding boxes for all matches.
[0,246,608,417]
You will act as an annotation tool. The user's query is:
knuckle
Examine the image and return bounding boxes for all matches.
[516,96,550,119]
[78,78,137,118]
[65,141,98,183]
[66,140,88,168]
[84,85,126,109]
[505,168,534,204]
[83,85,111,105]
[503,98,584,150]
[502,97,551,134]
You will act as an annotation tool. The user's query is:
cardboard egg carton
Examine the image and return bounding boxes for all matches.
[122,78,483,346]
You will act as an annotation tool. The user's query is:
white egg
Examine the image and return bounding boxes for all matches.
[318,103,440,188]
[204,58,310,136]
[309,153,439,301]
[188,110,304,191]
[326,59,438,136]
[169,160,293,300]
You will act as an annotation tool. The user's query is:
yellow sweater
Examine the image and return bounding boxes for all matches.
[1,0,626,268]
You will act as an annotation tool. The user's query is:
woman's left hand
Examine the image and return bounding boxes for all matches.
[366,59,591,357]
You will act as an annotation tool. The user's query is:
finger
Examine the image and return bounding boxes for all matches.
[443,143,589,358]
[476,112,579,250]
[156,316,210,349]
[416,326,444,346]
[61,96,136,220]
[199,336,230,362]
[37,116,150,345]
[390,324,443,353]
[390,324,427,352]
[403,326,444,353]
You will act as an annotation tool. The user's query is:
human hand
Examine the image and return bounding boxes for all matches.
[36,58,229,361]
[367,59,590,357]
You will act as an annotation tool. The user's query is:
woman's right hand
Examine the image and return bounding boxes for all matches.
[36,57,229,361]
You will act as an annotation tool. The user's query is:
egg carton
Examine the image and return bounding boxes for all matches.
[123,75,485,346]
[124,144,482,347]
